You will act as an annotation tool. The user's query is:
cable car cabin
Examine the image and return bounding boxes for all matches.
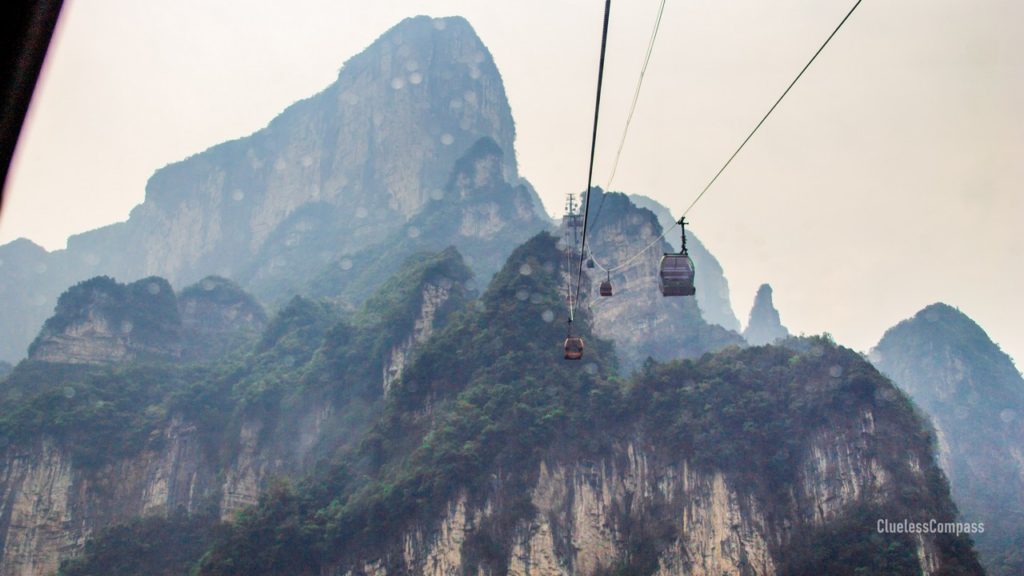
[587,258,595,269]
[599,278,613,297]
[659,253,696,296]
[564,336,584,360]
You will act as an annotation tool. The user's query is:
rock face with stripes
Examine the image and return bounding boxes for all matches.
[0,15,543,364]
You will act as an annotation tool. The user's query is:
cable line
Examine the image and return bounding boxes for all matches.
[681,0,863,217]
[589,0,668,248]
[590,0,864,275]
[606,0,667,192]
[571,0,613,319]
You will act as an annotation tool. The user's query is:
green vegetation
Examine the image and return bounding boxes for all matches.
[194,234,980,576]
[875,302,1024,576]
[0,361,193,468]
[26,275,181,360]
[4,237,984,575]
[57,509,221,576]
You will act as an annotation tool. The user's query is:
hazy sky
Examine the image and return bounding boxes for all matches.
[3,0,1022,367]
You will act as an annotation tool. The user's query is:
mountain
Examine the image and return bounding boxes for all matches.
[628,194,741,332]
[0,235,985,575]
[25,275,265,366]
[32,233,982,576]
[743,283,789,346]
[0,13,992,576]
[583,190,743,371]
[0,15,548,364]
[306,136,549,305]
[873,302,1024,576]
[0,245,474,575]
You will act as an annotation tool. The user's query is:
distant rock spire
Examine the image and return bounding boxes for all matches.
[743,283,789,345]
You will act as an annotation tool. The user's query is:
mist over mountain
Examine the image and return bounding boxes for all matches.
[0,15,546,364]
[0,13,997,576]
[9,235,979,576]
[874,303,1024,576]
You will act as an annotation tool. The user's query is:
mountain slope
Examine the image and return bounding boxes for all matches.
[67,233,975,576]
[0,15,545,363]
[874,302,1024,576]
[0,247,475,576]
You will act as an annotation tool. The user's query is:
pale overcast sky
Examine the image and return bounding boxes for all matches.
[2,0,1022,367]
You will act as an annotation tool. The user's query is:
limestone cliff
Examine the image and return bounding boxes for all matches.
[0,248,473,574]
[309,137,548,306]
[743,283,789,346]
[0,15,542,364]
[305,340,981,576]
[26,275,266,366]
[182,234,981,576]
[27,276,181,364]
[178,276,267,363]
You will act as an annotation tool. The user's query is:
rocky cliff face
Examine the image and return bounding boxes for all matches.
[873,302,1024,576]
[309,137,549,306]
[28,276,182,364]
[26,275,265,366]
[0,248,473,574]
[582,191,743,371]
[178,276,268,363]
[628,194,740,332]
[175,234,979,576]
[0,15,543,364]
[348,428,917,576]
[307,339,978,576]
[743,283,789,346]
[0,422,215,576]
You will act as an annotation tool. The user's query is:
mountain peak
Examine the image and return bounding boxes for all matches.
[743,283,789,345]
[874,303,1024,575]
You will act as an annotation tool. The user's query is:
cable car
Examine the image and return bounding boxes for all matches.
[587,257,595,269]
[659,217,696,297]
[599,272,613,297]
[564,336,584,360]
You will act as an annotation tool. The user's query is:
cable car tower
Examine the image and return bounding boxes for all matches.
[562,193,584,258]
[561,193,586,359]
